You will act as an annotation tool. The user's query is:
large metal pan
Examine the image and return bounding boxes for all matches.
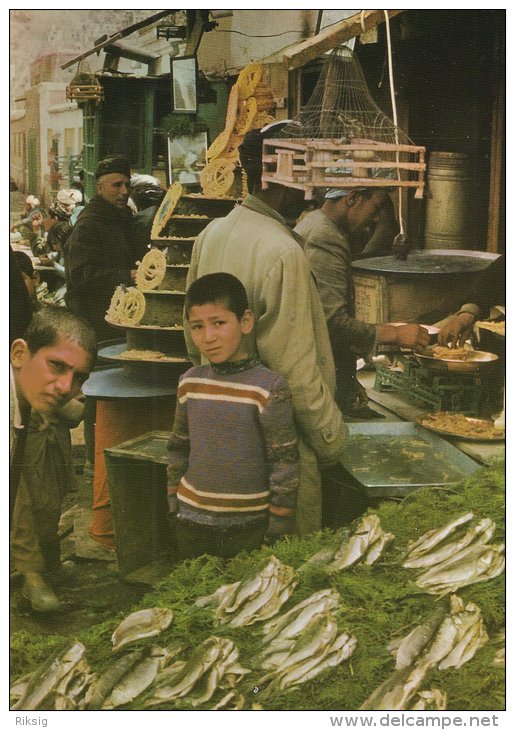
[413,348,498,373]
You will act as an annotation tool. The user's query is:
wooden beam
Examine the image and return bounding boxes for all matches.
[283,9,404,69]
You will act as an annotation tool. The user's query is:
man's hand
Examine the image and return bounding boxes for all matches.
[377,323,430,351]
[394,323,430,351]
[31,211,44,228]
[437,312,475,348]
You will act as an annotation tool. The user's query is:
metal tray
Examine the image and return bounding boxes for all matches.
[416,414,505,442]
[99,343,189,365]
[339,422,480,498]
[414,348,498,373]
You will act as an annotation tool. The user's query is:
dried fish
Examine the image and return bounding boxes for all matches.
[390,607,448,669]
[12,641,86,711]
[416,543,505,595]
[111,607,173,653]
[145,637,224,706]
[405,512,474,559]
[226,563,297,628]
[262,588,340,644]
[284,633,357,689]
[326,514,383,572]
[102,655,161,708]
[54,658,95,710]
[409,688,447,710]
[403,518,495,569]
[84,648,147,710]
[360,662,430,711]
[364,531,395,565]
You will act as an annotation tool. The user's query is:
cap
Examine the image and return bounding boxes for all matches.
[26,195,40,207]
[95,156,131,179]
[130,173,161,188]
[324,189,353,200]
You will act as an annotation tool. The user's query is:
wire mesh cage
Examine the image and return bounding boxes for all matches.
[262,45,426,199]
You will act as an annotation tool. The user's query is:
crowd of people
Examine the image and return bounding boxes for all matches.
[10,128,503,613]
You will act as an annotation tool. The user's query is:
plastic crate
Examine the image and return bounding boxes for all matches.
[373,356,498,416]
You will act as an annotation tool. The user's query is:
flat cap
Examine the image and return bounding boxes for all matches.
[95,156,131,179]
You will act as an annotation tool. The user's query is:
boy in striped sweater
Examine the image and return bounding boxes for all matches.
[167,272,299,560]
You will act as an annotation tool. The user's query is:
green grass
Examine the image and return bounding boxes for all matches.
[11,458,505,710]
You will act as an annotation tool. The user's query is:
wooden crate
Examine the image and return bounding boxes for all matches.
[104,430,175,576]
[262,138,426,200]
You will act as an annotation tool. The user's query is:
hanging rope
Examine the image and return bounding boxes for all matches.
[384,10,404,235]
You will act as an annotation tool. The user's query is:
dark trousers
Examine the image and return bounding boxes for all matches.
[175,517,267,561]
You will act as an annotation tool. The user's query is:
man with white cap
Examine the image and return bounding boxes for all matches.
[11,195,44,250]
[295,187,429,414]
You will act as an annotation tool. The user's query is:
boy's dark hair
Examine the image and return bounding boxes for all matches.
[25,306,97,361]
[186,273,249,319]
[12,250,34,278]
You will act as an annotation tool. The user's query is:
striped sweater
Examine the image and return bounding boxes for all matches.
[167,357,299,533]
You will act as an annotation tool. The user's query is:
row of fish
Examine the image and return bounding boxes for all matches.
[303,514,395,572]
[361,594,488,710]
[11,511,503,711]
[403,512,505,595]
[195,555,297,627]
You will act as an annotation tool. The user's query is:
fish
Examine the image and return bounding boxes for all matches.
[102,654,161,708]
[360,662,430,711]
[300,545,338,570]
[189,663,225,707]
[405,512,474,559]
[111,607,173,653]
[194,580,241,612]
[268,613,338,679]
[145,637,223,706]
[419,616,459,665]
[85,648,147,710]
[403,518,496,569]
[223,557,282,614]
[439,616,488,670]
[365,531,395,565]
[391,607,448,669]
[54,658,95,709]
[286,633,357,688]
[262,589,340,642]
[12,641,86,711]
[10,672,34,702]
[227,565,296,628]
[409,688,447,710]
[416,543,505,594]
[326,514,383,572]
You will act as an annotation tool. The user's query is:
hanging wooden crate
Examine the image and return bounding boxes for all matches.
[262,138,426,200]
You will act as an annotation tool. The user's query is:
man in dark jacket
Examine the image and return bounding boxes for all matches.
[65,156,137,342]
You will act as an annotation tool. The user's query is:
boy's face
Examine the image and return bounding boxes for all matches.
[188,301,254,364]
[10,336,92,415]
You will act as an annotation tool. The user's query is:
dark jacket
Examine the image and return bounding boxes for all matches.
[64,196,136,341]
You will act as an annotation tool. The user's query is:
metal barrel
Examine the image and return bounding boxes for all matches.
[424,152,475,250]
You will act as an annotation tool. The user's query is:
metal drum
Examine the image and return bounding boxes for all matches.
[424,152,475,250]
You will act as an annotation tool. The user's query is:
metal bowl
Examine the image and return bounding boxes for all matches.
[414,348,499,373]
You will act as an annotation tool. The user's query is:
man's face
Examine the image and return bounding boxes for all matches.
[345,191,388,237]
[188,302,253,364]
[10,336,92,415]
[97,173,130,208]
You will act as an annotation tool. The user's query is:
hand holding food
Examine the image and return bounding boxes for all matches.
[438,312,475,348]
